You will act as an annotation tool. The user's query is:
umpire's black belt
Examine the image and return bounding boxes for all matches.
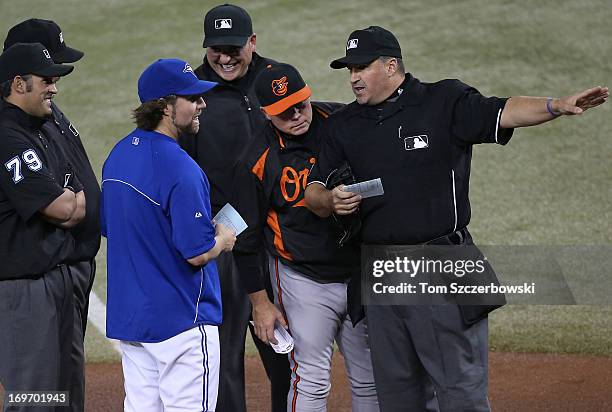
[424,228,468,246]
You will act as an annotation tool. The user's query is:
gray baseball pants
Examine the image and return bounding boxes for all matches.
[0,266,74,412]
[367,304,490,412]
[269,256,379,412]
[67,259,95,412]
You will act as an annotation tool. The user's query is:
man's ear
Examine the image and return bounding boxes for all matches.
[387,58,398,77]
[160,98,172,116]
[13,76,26,94]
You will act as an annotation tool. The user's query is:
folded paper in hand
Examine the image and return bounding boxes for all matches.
[213,203,248,236]
[342,178,384,199]
[250,321,294,354]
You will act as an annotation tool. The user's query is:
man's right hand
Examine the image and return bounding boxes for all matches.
[249,290,287,345]
[187,222,236,266]
[331,185,361,215]
[40,188,85,228]
[215,223,236,252]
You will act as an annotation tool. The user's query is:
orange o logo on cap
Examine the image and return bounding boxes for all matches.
[271,76,288,96]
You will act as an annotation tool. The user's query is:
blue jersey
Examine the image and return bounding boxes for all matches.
[101,128,222,342]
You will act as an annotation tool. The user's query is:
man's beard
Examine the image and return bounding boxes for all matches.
[170,105,200,135]
[177,120,199,135]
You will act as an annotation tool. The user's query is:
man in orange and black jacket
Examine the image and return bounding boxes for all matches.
[233,62,379,412]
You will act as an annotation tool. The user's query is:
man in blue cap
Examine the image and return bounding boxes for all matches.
[101,58,236,412]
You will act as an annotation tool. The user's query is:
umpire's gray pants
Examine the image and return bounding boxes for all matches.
[67,259,96,412]
[367,304,490,412]
[0,266,74,412]
[269,256,379,412]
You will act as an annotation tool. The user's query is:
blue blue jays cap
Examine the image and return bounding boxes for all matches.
[137,58,217,103]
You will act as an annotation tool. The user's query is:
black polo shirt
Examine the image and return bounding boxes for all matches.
[48,102,101,262]
[0,101,74,279]
[308,74,514,244]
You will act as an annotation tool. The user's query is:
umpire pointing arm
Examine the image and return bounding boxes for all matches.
[305,25,607,411]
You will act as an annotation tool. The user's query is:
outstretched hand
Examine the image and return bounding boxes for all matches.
[557,86,609,115]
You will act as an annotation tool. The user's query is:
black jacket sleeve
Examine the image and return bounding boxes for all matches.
[0,130,64,221]
[447,80,514,146]
[233,250,265,294]
[231,140,271,293]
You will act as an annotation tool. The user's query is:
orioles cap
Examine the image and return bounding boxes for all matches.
[254,63,311,116]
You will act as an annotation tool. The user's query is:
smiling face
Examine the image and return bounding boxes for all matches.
[19,75,58,118]
[265,99,313,137]
[205,34,256,82]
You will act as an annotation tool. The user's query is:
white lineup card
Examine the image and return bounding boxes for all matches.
[270,324,294,354]
[250,321,295,354]
[213,203,248,236]
[342,178,384,199]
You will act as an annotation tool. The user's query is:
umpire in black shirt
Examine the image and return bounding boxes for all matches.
[0,42,86,410]
[3,19,101,412]
[305,26,608,411]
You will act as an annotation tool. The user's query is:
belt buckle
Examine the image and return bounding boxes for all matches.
[448,229,464,245]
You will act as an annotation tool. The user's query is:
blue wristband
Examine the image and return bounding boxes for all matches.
[546,98,560,117]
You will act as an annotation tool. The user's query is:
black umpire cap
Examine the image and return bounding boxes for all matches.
[330,26,402,69]
[4,18,84,63]
[203,4,253,48]
[0,43,74,83]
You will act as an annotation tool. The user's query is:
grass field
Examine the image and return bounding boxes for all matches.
[1,0,611,362]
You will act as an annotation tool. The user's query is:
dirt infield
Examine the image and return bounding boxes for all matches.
[2,352,611,411]
[87,352,612,411]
